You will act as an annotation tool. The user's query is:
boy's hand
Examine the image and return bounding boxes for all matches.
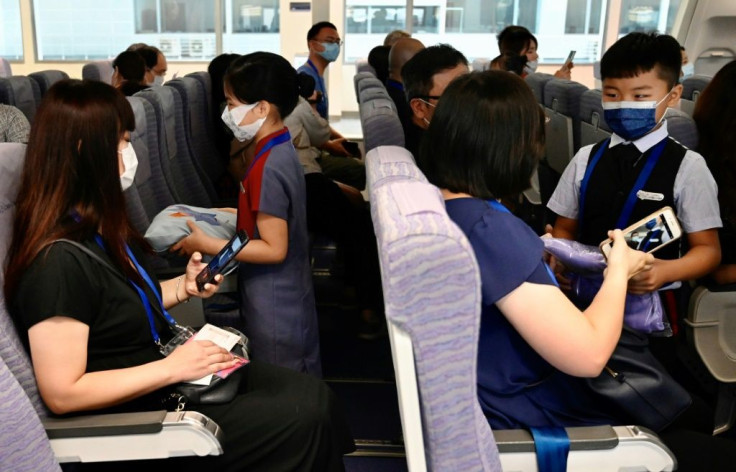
[627,259,665,294]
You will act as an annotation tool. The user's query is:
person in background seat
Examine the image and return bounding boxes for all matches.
[497,25,572,79]
[385,37,425,134]
[111,50,148,96]
[128,43,168,86]
[401,44,469,157]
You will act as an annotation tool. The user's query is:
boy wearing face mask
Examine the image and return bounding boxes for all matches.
[548,33,721,380]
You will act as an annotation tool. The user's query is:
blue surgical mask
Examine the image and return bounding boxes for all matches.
[602,91,672,141]
[318,42,340,62]
[680,63,695,81]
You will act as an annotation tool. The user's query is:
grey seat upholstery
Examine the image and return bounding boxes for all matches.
[664,108,699,150]
[680,74,711,116]
[0,58,12,77]
[82,60,114,84]
[543,78,588,174]
[356,58,377,76]
[136,86,215,208]
[166,77,225,196]
[358,77,386,98]
[0,143,222,467]
[359,86,391,104]
[354,71,377,102]
[28,70,70,97]
[524,72,554,104]
[578,89,612,149]
[0,76,42,123]
[360,98,404,153]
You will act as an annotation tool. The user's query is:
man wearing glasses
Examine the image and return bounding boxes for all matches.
[298,21,366,190]
[401,44,469,157]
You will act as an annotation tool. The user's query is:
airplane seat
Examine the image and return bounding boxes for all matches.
[186,72,214,125]
[0,76,42,123]
[359,86,390,104]
[0,143,223,466]
[365,145,426,194]
[663,107,699,150]
[686,285,736,435]
[0,58,12,78]
[126,96,179,219]
[367,144,677,472]
[28,70,70,97]
[135,87,214,208]
[524,72,554,104]
[679,74,711,116]
[357,77,386,102]
[356,58,377,76]
[81,60,114,84]
[166,77,226,197]
[694,48,735,78]
[578,89,612,149]
[354,71,377,102]
[543,78,588,174]
[360,98,404,154]
[472,57,491,72]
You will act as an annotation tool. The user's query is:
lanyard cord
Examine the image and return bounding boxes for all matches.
[94,235,179,346]
[242,129,292,184]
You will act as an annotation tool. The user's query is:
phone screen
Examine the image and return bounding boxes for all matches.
[564,50,576,67]
[622,214,675,252]
[196,230,249,291]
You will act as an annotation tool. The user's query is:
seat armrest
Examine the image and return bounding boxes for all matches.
[45,410,223,463]
[44,410,167,439]
[494,425,618,453]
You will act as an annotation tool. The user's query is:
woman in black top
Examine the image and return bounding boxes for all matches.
[5,79,353,471]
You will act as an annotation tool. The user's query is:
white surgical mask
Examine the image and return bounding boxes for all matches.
[152,75,164,86]
[221,102,266,142]
[524,60,539,74]
[119,142,138,191]
[680,63,695,80]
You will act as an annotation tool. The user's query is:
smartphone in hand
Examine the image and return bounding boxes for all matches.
[196,230,249,291]
[563,50,576,70]
[599,206,682,258]
[342,140,362,158]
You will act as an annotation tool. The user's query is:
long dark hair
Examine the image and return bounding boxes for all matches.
[693,60,736,225]
[5,79,144,298]
[418,71,545,200]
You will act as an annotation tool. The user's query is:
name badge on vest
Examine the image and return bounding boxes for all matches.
[636,190,664,201]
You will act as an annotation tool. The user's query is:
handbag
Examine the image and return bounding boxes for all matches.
[586,328,691,432]
[49,239,249,406]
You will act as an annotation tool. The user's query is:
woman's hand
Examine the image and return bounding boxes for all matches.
[183,251,222,299]
[554,62,573,79]
[322,138,351,157]
[605,229,654,280]
[164,340,238,383]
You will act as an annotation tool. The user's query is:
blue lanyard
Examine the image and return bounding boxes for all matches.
[486,199,559,287]
[306,59,325,90]
[242,129,292,185]
[386,79,404,92]
[579,137,668,230]
[94,235,178,346]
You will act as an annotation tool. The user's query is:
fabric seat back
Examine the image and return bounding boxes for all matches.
[0,76,42,123]
[135,87,214,208]
[356,58,377,76]
[664,108,699,150]
[578,89,612,149]
[525,72,554,104]
[28,70,70,97]
[82,61,114,84]
[0,143,61,471]
[360,98,404,153]
[166,77,225,191]
[365,145,426,192]
[680,74,711,116]
[354,71,377,102]
[543,79,588,174]
[367,148,501,471]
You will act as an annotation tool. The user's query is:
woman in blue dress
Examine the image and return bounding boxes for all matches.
[414,71,736,470]
[174,53,321,376]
